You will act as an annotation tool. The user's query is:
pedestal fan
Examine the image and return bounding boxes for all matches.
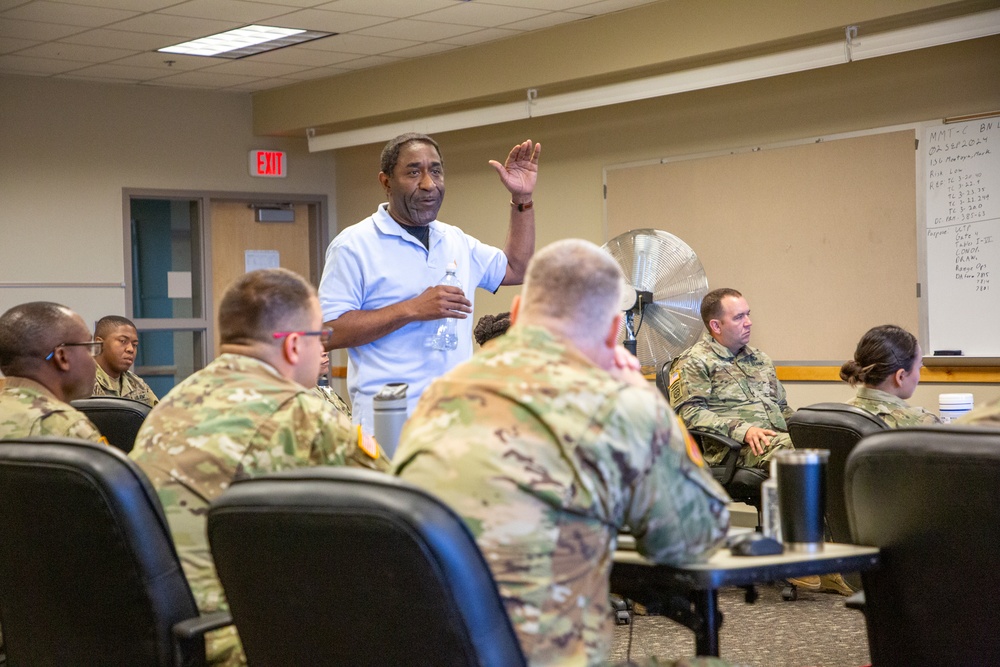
[602,229,708,373]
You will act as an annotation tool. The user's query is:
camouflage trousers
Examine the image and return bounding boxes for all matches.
[207,624,246,666]
[741,431,793,469]
[610,657,731,666]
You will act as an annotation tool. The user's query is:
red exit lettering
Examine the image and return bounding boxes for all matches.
[249,150,287,178]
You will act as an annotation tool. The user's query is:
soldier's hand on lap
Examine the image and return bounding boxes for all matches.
[744,426,776,456]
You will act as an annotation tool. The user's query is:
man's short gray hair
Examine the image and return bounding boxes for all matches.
[520,239,625,340]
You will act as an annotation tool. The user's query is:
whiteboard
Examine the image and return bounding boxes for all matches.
[924,117,1000,356]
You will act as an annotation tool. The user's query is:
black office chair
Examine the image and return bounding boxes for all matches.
[788,403,888,546]
[207,468,527,667]
[846,426,1000,666]
[0,437,230,666]
[655,361,767,509]
[71,395,152,454]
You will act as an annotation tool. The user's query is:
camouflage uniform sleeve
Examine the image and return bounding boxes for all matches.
[306,394,390,472]
[776,376,794,422]
[615,386,730,566]
[42,411,107,445]
[668,355,750,442]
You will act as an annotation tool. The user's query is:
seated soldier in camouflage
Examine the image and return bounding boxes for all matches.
[0,301,106,443]
[394,239,730,667]
[841,325,940,428]
[667,288,794,469]
[130,268,390,666]
[91,315,158,406]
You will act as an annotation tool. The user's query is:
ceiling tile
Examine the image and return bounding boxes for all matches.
[225,75,299,91]
[158,0,294,24]
[48,0,181,10]
[0,17,86,40]
[109,13,240,37]
[334,53,403,70]
[280,64,350,80]
[111,50,217,71]
[0,53,83,73]
[479,0,601,8]
[0,0,32,10]
[300,32,418,55]
[385,41,460,59]
[575,0,656,15]
[0,35,40,53]
[439,27,520,46]
[315,0,455,19]
[1,1,140,27]
[65,61,168,81]
[269,8,391,33]
[355,18,481,42]
[198,58,312,77]
[15,41,137,62]
[60,28,187,50]
[149,68,263,87]
[249,44,356,66]
[500,10,591,31]
[415,3,548,28]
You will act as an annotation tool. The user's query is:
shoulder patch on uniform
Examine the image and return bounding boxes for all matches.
[684,430,705,468]
[357,425,379,459]
[668,371,685,404]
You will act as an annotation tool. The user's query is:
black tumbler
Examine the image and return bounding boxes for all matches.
[775,449,829,553]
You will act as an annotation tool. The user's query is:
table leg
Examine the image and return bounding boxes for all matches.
[693,588,720,657]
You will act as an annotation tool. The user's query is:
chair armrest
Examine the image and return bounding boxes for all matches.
[689,429,743,485]
[844,589,866,613]
[172,610,233,667]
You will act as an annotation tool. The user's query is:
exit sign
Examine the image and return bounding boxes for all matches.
[249,150,287,178]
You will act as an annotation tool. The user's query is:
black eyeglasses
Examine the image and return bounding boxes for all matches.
[44,341,103,361]
[272,328,334,346]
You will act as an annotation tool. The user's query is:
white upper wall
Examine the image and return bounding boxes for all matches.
[0,74,337,326]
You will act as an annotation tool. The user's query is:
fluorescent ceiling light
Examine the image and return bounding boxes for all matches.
[159,25,334,59]
[307,8,1000,152]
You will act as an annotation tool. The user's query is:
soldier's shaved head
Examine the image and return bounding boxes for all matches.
[0,302,82,376]
[519,239,625,344]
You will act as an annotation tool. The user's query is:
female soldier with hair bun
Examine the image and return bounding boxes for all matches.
[841,324,940,428]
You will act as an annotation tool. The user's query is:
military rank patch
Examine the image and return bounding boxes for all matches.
[683,430,705,468]
[667,371,685,404]
[357,425,379,459]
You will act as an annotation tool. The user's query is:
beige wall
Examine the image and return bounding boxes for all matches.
[0,74,337,329]
[330,35,1000,406]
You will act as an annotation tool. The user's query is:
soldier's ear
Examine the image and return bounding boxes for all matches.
[280,333,300,365]
[509,295,522,325]
[708,319,722,335]
[604,313,623,350]
[893,367,907,387]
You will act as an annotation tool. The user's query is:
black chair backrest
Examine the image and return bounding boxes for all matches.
[846,426,1000,666]
[207,468,527,667]
[71,396,152,454]
[788,402,888,544]
[0,437,202,666]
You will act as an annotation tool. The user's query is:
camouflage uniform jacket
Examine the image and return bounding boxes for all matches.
[668,332,794,464]
[130,353,389,664]
[847,386,940,429]
[393,325,730,667]
[93,364,159,407]
[313,384,352,420]
[0,376,104,443]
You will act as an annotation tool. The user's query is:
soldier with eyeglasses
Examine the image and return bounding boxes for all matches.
[0,301,107,444]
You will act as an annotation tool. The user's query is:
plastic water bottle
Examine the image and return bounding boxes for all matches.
[425,261,462,351]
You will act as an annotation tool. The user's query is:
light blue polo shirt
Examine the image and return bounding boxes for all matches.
[319,204,507,423]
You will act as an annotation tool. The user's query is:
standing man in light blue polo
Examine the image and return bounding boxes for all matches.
[319,133,541,422]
